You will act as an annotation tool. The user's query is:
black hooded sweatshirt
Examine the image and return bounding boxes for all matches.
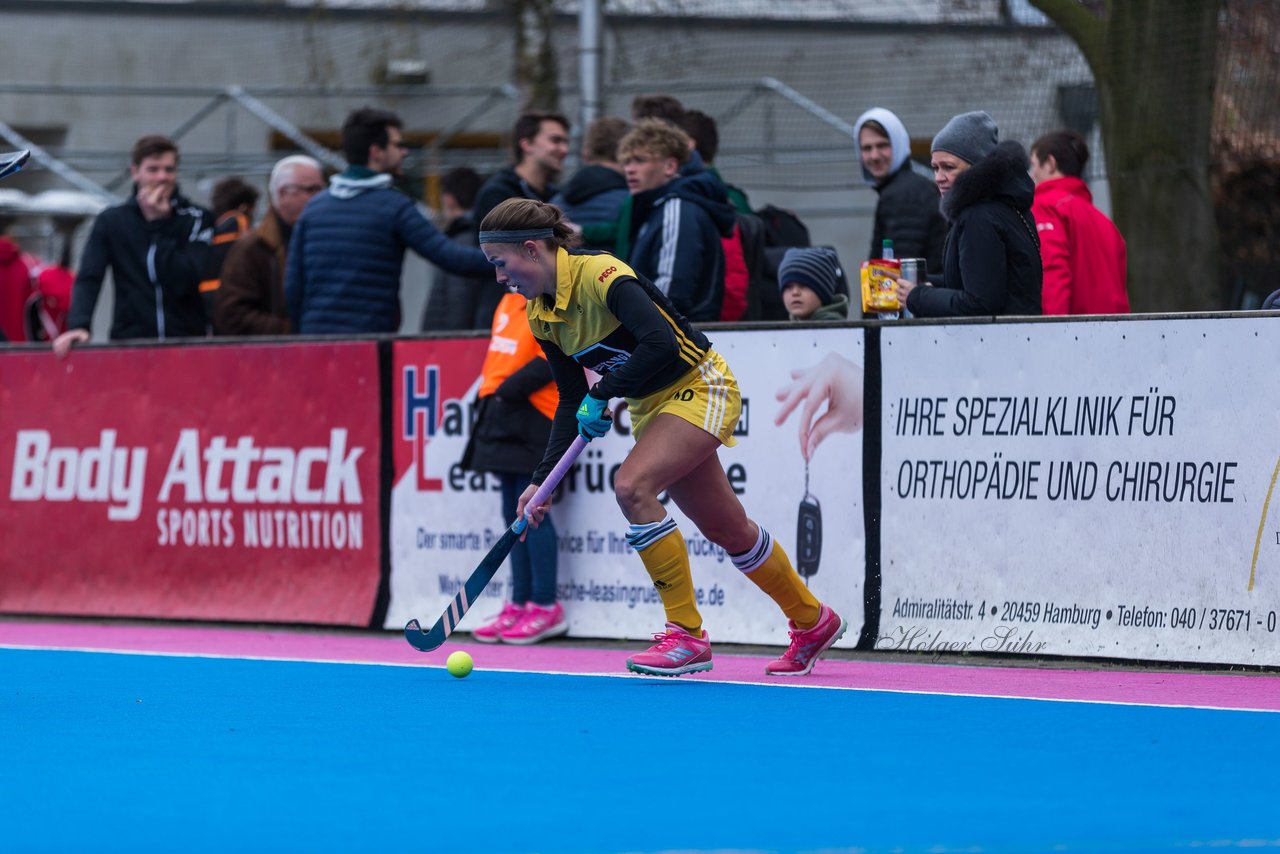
[628,169,737,323]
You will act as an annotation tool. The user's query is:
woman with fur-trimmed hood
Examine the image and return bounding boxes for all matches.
[897,111,1042,317]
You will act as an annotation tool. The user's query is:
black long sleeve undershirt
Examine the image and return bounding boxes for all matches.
[589,276,683,400]
[532,340,590,485]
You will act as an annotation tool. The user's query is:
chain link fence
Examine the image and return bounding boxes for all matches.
[0,0,1276,306]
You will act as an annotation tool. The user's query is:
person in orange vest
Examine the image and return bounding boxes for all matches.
[460,290,566,644]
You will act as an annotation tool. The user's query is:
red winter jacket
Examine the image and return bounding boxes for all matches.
[1032,176,1129,315]
[0,237,33,342]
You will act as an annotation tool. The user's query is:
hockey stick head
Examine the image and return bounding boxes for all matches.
[0,150,31,181]
[402,436,589,653]
[404,526,522,651]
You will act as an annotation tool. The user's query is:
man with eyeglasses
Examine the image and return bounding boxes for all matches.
[285,106,490,334]
[214,155,324,335]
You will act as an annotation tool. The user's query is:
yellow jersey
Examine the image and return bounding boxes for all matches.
[527,247,711,401]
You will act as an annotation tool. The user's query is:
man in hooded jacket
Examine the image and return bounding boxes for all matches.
[620,119,736,323]
[551,116,630,237]
[854,107,948,279]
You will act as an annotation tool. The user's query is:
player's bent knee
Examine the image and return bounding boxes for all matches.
[613,471,659,517]
[613,475,644,513]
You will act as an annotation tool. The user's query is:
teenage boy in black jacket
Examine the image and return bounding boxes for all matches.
[54,135,214,357]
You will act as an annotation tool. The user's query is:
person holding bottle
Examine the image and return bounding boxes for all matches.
[854,108,946,279]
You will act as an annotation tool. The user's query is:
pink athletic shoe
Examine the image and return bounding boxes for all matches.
[626,623,713,677]
[765,604,847,676]
[500,602,569,645]
[472,602,526,644]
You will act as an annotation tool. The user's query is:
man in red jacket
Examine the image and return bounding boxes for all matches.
[1030,130,1129,315]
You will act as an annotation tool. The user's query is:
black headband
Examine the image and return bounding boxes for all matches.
[478,228,555,244]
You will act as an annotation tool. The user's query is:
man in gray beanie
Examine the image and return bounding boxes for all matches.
[779,246,849,321]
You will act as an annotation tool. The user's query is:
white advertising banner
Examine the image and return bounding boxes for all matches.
[387,328,866,647]
[879,317,1280,665]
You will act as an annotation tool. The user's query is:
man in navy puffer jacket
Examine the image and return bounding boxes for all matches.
[286,107,491,334]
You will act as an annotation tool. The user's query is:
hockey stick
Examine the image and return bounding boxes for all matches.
[0,150,31,181]
[404,435,588,652]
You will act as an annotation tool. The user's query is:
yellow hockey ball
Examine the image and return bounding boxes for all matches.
[446,650,474,679]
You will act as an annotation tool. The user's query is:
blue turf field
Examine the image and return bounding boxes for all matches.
[3,647,1279,853]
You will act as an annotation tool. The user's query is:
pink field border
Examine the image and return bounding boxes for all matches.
[3,619,1278,712]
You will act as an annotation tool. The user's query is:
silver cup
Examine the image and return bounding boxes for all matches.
[899,258,926,319]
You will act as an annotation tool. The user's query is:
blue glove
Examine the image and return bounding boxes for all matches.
[576,394,611,440]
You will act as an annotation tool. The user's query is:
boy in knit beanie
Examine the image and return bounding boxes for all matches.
[778,247,848,321]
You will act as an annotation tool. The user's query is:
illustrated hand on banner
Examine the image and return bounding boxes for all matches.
[774,352,865,461]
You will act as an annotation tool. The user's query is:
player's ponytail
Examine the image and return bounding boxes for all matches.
[479,199,580,249]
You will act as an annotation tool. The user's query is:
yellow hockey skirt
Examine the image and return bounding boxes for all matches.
[626,349,740,447]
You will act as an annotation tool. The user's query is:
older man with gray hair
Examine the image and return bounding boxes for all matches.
[214,154,324,335]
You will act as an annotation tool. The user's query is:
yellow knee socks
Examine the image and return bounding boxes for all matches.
[731,526,821,629]
[626,516,702,635]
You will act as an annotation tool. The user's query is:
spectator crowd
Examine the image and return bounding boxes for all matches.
[0,94,1135,352]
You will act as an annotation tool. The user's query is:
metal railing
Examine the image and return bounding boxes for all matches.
[0,75,857,183]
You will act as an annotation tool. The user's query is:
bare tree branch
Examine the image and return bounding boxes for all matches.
[510,0,560,111]
[1028,0,1105,65]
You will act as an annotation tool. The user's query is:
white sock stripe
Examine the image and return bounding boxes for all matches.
[626,515,670,538]
[730,528,773,573]
[627,527,677,551]
[625,517,678,551]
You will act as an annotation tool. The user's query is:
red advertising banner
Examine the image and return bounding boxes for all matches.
[1,342,381,625]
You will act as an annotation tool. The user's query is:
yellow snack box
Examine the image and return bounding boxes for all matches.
[860,259,901,313]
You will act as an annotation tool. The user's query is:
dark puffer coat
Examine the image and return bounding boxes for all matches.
[907,141,1043,317]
